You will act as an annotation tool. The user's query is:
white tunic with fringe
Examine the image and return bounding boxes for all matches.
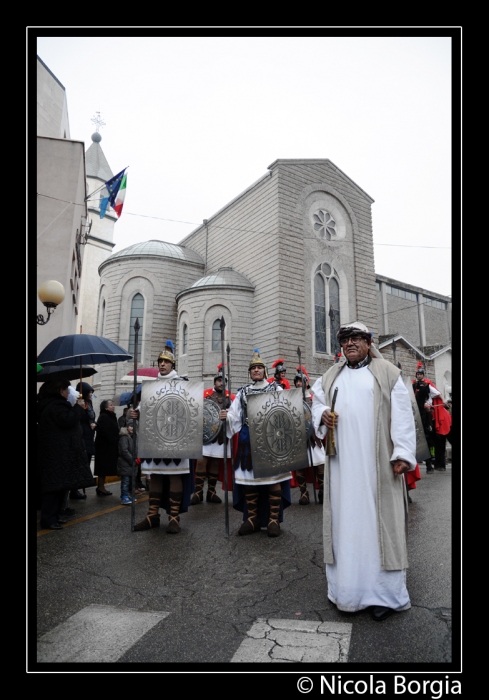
[311,367,415,612]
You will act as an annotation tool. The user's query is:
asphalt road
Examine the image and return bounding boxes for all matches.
[33,463,455,671]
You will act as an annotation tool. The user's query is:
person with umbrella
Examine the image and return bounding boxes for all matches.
[37,333,133,497]
[37,379,94,529]
[94,400,119,495]
[68,382,97,500]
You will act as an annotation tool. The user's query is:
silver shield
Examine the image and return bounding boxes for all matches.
[203,398,223,445]
[303,400,314,440]
[138,379,204,460]
[403,376,431,463]
[247,388,308,478]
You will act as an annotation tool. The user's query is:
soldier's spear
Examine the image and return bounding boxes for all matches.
[220,316,229,537]
[131,318,140,532]
[297,347,317,504]
[226,341,234,494]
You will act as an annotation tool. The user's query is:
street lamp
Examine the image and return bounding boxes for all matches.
[37,280,65,325]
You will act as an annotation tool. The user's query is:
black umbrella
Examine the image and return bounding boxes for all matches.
[37,333,133,389]
[36,365,98,382]
[37,334,132,366]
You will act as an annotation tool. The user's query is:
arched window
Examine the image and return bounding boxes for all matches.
[99,299,106,336]
[182,324,188,354]
[211,319,221,351]
[314,263,341,355]
[128,293,144,357]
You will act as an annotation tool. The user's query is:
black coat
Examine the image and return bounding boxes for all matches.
[94,409,119,476]
[37,394,93,494]
[79,399,96,456]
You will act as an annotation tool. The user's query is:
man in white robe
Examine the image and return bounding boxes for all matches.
[311,322,416,622]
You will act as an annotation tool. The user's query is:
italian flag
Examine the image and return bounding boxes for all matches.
[113,173,127,218]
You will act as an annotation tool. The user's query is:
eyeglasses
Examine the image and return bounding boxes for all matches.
[340,335,365,346]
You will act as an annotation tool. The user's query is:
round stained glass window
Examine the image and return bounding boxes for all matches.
[312,210,337,240]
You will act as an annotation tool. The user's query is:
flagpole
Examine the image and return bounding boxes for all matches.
[84,166,129,202]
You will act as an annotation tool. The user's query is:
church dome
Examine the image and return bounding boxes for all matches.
[99,240,205,272]
[176,267,254,300]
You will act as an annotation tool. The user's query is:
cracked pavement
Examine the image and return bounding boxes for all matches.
[34,465,454,665]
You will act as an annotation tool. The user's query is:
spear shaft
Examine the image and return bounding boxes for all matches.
[297,347,317,504]
[131,318,140,532]
[226,342,234,495]
[220,317,229,537]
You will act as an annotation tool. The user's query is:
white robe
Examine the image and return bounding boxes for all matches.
[311,367,415,612]
[203,438,231,459]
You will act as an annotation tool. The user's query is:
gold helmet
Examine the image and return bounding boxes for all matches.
[157,340,175,366]
[248,348,267,378]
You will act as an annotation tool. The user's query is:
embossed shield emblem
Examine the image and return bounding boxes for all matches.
[138,379,204,459]
[203,398,222,445]
[247,388,308,478]
[403,376,431,462]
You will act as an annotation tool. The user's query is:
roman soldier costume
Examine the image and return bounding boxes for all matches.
[191,364,235,505]
[134,341,194,534]
[291,365,325,505]
[268,358,291,390]
[225,349,292,537]
[412,363,451,472]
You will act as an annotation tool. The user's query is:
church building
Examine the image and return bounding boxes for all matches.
[95,157,450,401]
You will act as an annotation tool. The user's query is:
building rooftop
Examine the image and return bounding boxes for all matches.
[100,240,205,270]
[176,267,254,299]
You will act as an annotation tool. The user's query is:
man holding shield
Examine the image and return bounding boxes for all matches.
[191,364,234,505]
[220,349,292,537]
[131,342,194,534]
[311,322,416,622]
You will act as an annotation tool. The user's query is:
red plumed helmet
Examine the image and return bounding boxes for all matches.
[272,358,286,370]
[295,364,309,380]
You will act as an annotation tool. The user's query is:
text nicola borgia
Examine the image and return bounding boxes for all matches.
[320,676,461,698]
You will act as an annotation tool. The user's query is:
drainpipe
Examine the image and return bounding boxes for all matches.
[203,219,208,275]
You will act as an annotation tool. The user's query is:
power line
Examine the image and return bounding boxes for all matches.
[36,193,451,250]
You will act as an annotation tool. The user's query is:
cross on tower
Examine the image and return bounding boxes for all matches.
[91,112,106,132]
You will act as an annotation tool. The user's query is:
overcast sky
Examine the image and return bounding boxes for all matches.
[35,33,454,297]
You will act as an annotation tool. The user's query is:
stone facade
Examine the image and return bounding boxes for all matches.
[376,274,451,347]
[37,57,89,357]
[37,56,70,140]
[177,159,377,387]
[96,242,205,405]
[90,159,452,410]
[37,136,88,353]
[77,135,118,336]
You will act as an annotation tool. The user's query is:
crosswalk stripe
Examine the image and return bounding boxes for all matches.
[37,605,169,663]
[231,618,352,663]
